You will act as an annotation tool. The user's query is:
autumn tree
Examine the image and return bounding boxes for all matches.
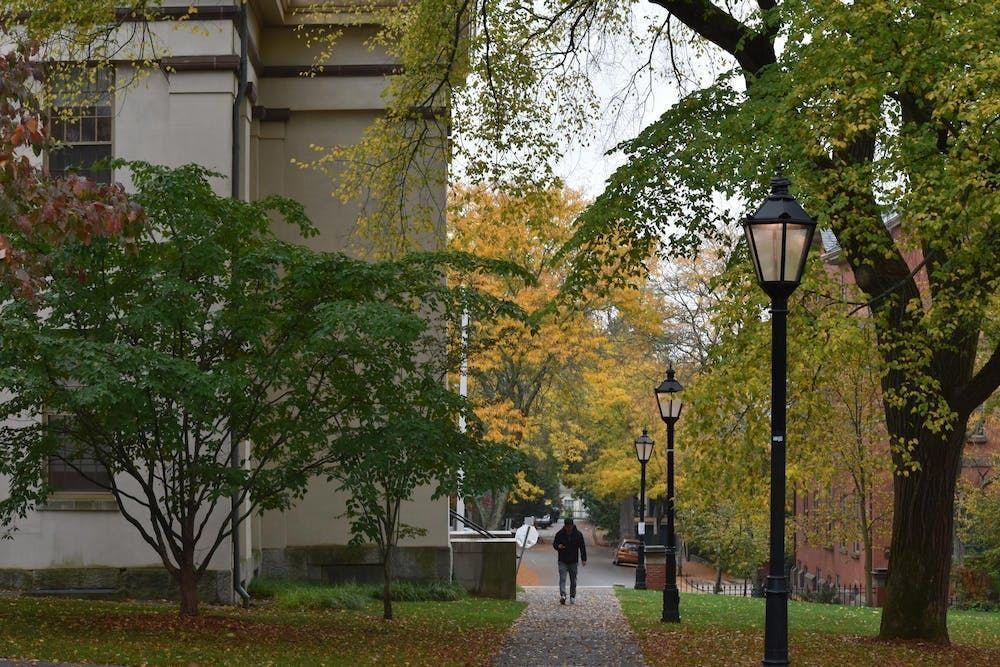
[955,455,1000,605]
[795,316,892,606]
[563,2,998,642]
[663,258,775,591]
[643,242,893,603]
[565,245,766,582]
[449,185,664,529]
[447,186,595,527]
[560,344,666,537]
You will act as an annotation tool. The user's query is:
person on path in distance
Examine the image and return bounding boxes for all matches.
[553,517,586,605]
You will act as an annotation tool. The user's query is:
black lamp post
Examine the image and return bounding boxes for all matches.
[654,364,683,623]
[633,429,654,590]
[742,173,816,666]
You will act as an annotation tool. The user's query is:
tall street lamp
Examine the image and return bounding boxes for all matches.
[742,173,816,666]
[633,428,654,590]
[654,364,683,623]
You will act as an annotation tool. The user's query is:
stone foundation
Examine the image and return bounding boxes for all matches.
[259,544,451,585]
[451,538,516,599]
[0,567,232,603]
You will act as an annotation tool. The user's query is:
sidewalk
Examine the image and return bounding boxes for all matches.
[493,587,644,666]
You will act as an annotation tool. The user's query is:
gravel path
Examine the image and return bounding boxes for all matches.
[494,586,645,666]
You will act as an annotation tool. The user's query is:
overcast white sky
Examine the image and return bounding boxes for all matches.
[541,5,720,200]
[552,21,679,198]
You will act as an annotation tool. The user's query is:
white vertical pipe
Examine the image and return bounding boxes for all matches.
[455,308,469,523]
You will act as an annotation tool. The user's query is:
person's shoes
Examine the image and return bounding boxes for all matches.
[560,596,566,605]
[570,597,576,605]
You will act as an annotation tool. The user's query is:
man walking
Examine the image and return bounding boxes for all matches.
[553,518,586,604]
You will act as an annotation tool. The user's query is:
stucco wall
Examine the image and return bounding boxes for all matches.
[114,68,236,195]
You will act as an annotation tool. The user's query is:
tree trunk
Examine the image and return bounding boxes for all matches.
[678,538,686,577]
[878,422,967,642]
[858,491,875,606]
[178,558,200,617]
[382,546,393,621]
[714,564,723,594]
[474,489,508,530]
[863,532,874,607]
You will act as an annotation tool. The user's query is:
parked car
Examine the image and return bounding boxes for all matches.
[534,514,552,529]
[613,538,641,566]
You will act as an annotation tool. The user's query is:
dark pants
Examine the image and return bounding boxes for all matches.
[558,561,578,598]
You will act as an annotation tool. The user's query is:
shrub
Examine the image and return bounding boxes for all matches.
[247,578,467,608]
[248,578,304,599]
[799,583,841,605]
[952,562,1000,611]
[274,583,371,611]
[381,581,467,602]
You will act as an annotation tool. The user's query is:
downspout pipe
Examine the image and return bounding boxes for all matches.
[230,0,251,609]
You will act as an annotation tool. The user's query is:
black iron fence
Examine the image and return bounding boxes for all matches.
[791,582,869,606]
[677,575,963,608]
[679,576,868,605]
[679,577,762,598]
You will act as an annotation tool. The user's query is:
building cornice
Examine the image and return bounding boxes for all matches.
[260,63,401,77]
[115,5,240,21]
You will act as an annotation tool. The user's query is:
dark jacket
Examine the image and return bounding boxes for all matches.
[553,526,587,564]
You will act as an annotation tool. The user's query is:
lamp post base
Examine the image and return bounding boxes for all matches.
[662,545,680,622]
[661,586,680,623]
[763,574,789,666]
[635,563,647,590]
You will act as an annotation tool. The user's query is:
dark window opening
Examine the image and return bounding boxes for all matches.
[46,415,111,492]
[48,68,113,184]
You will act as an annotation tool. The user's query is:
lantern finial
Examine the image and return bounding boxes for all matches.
[770,173,790,196]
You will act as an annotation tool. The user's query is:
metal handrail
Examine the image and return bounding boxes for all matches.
[449,509,495,538]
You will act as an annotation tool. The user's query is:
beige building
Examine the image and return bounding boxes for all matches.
[0,1,454,602]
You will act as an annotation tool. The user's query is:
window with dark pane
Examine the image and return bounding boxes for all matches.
[48,68,113,184]
[45,414,112,492]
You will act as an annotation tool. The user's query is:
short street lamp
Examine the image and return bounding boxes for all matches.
[654,364,683,623]
[633,429,655,590]
[742,173,816,666]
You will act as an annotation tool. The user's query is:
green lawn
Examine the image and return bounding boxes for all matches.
[617,588,1000,666]
[0,594,525,666]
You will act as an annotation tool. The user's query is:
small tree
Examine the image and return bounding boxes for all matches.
[319,243,526,620]
[333,381,520,620]
[956,456,1000,606]
[680,497,769,592]
[796,318,892,606]
[0,162,520,615]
